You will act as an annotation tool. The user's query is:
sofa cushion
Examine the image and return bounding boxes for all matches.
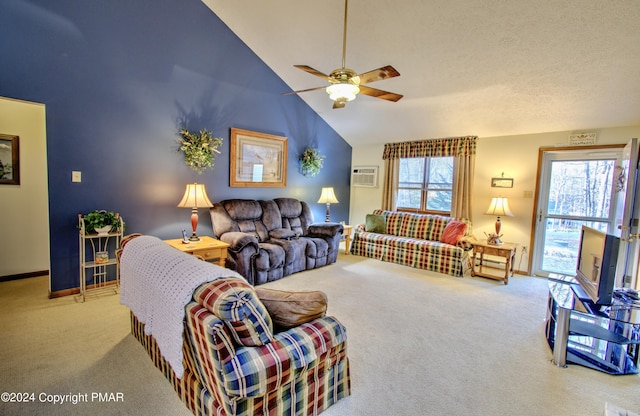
[235,219,269,242]
[440,220,468,245]
[275,198,313,236]
[374,210,404,236]
[255,288,328,330]
[259,199,283,231]
[400,213,429,239]
[194,278,274,347]
[365,214,386,233]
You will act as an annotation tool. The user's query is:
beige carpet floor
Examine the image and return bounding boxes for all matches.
[1,253,639,415]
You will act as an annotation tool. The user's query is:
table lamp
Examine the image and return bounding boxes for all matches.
[177,183,214,241]
[318,187,339,222]
[484,197,514,245]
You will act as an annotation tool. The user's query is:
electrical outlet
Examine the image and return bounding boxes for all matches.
[72,171,82,183]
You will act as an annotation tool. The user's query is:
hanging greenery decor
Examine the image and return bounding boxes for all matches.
[299,146,325,177]
[177,129,223,174]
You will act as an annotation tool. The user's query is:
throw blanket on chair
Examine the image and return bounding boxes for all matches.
[120,235,243,379]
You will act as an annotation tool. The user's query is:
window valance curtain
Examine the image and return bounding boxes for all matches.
[382,136,478,159]
[381,136,478,221]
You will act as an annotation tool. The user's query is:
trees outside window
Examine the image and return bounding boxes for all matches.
[397,156,453,213]
[539,157,618,275]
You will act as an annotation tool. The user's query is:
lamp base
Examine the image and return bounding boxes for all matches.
[189,208,200,242]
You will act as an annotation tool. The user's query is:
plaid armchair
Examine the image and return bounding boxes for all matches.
[130,276,351,416]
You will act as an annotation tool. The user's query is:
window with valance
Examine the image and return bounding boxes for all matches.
[381,136,478,220]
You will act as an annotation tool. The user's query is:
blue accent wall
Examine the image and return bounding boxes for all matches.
[0,0,352,292]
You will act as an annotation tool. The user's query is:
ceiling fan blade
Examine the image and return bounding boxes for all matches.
[358,85,403,102]
[333,100,346,109]
[294,65,331,81]
[283,86,327,95]
[358,65,401,85]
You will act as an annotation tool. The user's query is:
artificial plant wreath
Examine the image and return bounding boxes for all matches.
[177,128,223,174]
[299,146,325,177]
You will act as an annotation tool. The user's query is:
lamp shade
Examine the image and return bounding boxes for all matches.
[326,83,359,102]
[484,197,514,217]
[177,183,214,209]
[318,187,339,204]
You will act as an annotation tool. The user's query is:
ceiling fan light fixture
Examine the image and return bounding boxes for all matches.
[326,83,360,102]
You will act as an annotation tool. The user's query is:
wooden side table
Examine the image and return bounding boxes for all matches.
[164,236,229,267]
[471,240,518,285]
[341,224,353,255]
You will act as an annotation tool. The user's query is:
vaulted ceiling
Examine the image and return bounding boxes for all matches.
[203,0,640,147]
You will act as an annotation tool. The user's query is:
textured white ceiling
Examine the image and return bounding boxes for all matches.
[203,0,640,147]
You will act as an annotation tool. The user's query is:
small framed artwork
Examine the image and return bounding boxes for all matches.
[230,128,287,188]
[0,134,20,185]
[491,177,513,188]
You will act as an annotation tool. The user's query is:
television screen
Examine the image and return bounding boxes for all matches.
[574,226,620,305]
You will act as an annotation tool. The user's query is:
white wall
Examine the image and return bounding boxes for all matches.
[349,143,385,226]
[0,97,50,277]
[349,125,640,273]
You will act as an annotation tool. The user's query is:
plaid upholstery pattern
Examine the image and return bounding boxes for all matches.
[194,278,274,347]
[130,276,351,416]
[382,136,478,159]
[220,317,346,398]
[352,211,471,277]
[130,312,219,416]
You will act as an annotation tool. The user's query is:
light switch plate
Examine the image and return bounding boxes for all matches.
[72,171,82,183]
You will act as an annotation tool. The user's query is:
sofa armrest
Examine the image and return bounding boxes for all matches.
[221,316,347,398]
[307,222,343,238]
[219,232,259,252]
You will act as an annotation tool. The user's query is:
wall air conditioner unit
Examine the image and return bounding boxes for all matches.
[351,166,378,188]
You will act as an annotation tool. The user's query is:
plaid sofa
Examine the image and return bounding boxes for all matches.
[129,277,351,416]
[350,210,471,277]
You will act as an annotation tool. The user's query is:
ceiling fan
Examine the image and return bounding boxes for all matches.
[285,0,403,109]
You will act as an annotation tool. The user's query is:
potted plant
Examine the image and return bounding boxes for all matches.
[81,210,123,235]
[177,128,224,174]
[299,146,325,177]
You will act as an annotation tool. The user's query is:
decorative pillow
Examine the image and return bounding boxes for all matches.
[194,278,274,346]
[269,228,298,240]
[254,288,328,330]
[365,214,386,233]
[439,220,468,245]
